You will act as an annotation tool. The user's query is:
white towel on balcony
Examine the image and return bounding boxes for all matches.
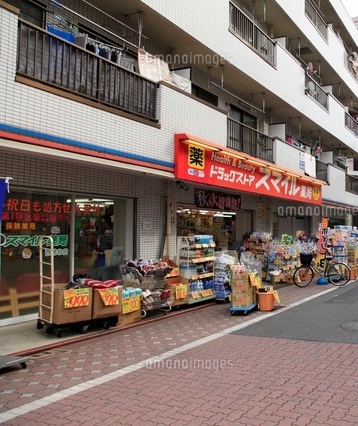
[304,153,316,178]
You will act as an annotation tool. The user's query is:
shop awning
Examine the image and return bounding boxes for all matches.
[0,136,174,179]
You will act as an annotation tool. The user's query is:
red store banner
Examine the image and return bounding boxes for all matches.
[175,134,323,205]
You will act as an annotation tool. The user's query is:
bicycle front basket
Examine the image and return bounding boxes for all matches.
[300,253,313,266]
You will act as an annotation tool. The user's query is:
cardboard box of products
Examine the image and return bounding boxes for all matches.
[92,286,122,319]
[40,283,92,325]
[231,279,251,292]
[116,290,142,326]
[165,276,189,306]
[230,292,253,308]
[117,308,142,326]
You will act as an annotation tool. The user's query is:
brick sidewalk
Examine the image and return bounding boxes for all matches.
[1,283,357,425]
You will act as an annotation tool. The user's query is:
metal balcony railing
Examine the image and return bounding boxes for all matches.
[16,21,158,122]
[345,112,358,136]
[346,175,358,195]
[227,119,273,162]
[305,74,329,110]
[316,160,328,183]
[229,2,275,65]
[305,0,328,40]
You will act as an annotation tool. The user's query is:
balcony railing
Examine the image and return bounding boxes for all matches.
[316,160,328,183]
[305,74,329,110]
[227,119,273,162]
[229,2,275,65]
[16,21,158,122]
[346,175,358,195]
[345,112,358,136]
[305,0,327,40]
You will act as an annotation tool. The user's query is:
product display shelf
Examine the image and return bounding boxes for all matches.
[177,236,216,305]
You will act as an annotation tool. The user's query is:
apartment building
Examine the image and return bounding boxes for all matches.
[0,0,358,322]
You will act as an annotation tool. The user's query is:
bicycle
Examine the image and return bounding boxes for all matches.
[293,252,351,287]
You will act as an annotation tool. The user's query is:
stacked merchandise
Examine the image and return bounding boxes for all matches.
[118,258,174,321]
[119,286,142,325]
[240,251,262,278]
[229,264,257,315]
[332,225,349,264]
[266,241,307,284]
[213,251,238,301]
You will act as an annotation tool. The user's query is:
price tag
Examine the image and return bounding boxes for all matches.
[64,288,90,308]
[201,289,213,297]
[191,291,200,299]
[175,285,188,300]
[122,295,141,314]
[98,288,119,306]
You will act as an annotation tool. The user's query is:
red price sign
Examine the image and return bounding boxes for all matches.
[64,288,90,308]
[98,288,119,306]
[175,285,187,300]
[191,291,200,299]
[201,289,213,297]
[122,295,141,314]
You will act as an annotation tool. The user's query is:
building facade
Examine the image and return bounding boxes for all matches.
[0,0,358,324]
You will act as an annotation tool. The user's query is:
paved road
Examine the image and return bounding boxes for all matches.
[235,284,358,343]
[0,282,357,425]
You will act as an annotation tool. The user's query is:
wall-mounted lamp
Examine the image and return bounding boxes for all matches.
[176,180,189,191]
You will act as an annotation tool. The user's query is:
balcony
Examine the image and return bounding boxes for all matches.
[229,1,275,66]
[346,175,358,195]
[345,112,358,136]
[316,160,328,183]
[305,74,329,110]
[227,118,273,163]
[305,0,327,40]
[16,21,158,122]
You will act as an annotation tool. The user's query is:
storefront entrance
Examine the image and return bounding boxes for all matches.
[0,191,134,321]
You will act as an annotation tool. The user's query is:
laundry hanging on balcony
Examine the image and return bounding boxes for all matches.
[304,153,316,178]
[348,52,358,73]
[137,49,191,93]
[47,25,75,43]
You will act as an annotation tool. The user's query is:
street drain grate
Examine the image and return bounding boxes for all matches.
[341,321,358,331]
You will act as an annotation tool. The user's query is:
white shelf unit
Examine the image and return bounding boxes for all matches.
[177,236,216,304]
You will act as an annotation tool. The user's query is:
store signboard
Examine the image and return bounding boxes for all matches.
[194,188,241,211]
[318,217,329,255]
[175,135,323,205]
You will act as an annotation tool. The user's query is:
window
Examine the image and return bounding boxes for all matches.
[229,105,257,129]
[192,84,218,106]
[6,0,45,27]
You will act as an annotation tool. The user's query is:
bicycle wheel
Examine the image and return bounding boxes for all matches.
[293,265,314,287]
[327,262,351,286]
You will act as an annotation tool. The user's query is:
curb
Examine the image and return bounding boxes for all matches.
[11,301,217,357]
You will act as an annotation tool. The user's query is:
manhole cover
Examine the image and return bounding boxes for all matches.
[341,321,358,331]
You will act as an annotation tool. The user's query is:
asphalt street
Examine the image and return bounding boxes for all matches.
[234,284,358,343]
